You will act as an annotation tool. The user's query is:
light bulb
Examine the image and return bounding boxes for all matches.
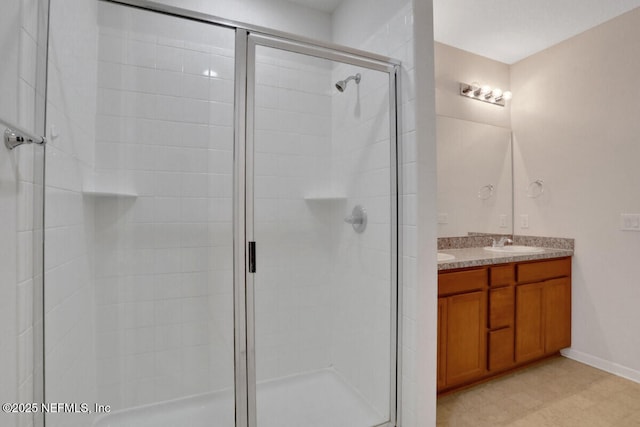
[503,91,513,100]
[461,83,474,95]
[492,88,504,102]
[471,81,481,96]
[481,85,491,95]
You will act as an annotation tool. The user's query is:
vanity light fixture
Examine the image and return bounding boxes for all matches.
[459,82,512,107]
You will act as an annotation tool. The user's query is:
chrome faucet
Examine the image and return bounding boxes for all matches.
[492,237,514,248]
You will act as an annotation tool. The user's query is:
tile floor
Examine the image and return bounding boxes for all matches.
[437,356,640,426]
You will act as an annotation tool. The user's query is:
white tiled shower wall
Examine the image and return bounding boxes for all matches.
[92,4,236,409]
[253,48,335,381]
[92,7,397,411]
[251,3,419,418]
[332,1,428,424]
[45,0,97,426]
[43,0,99,426]
[92,7,402,415]
[330,62,392,415]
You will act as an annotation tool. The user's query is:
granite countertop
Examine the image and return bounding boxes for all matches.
[437,246,574,271]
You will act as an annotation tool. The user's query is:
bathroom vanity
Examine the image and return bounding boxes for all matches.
[437,247,572,394]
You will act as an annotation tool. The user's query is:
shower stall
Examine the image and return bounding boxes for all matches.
[34,1,401,426]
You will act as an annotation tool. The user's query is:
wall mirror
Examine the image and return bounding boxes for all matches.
[437,115,513,238]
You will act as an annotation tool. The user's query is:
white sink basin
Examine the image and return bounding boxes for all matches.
[483,245,545,254]
[438,252,455,262]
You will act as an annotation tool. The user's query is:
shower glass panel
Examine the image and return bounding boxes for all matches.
[250,43,395,427]
[45,3,235,426]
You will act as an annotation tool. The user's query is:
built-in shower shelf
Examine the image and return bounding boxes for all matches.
[82,190,138,198]
[303,195,347,202]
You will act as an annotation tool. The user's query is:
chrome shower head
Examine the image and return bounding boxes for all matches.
[335,73,361,92]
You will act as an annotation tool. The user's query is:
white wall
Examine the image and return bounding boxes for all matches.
[413,1,438,426]
[332,0,409,48]
[511,7,640,382]
[434,42,511,129]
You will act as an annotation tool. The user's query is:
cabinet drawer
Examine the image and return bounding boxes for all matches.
[490,264,515,287]
[488,328,514,372]
[489,286,514,329]
[517,258,571,283]
[438,268,487,296]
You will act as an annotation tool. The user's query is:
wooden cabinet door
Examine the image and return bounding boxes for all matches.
[444,291,486,387]
[544,277,571,352]
[488,327,514,372]
[437,298,447,391]
[515,282,545,363]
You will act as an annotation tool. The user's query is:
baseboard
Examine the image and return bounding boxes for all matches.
[561,348,640,384]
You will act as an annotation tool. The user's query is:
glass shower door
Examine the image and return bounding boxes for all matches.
[247,35,398,427]
[45,3,236,426]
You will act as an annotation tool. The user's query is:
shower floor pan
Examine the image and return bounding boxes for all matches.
[93,368,383,427]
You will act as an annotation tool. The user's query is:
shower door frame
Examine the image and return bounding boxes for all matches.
[42,2,402,426]
[243,33,401,427]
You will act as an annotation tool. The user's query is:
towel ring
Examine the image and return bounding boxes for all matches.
[478,184,494,200]
[527,180,544,198]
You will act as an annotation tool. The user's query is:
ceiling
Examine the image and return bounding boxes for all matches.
[433,0,640,64]
[286,0,343,13]
[286,0,640,64]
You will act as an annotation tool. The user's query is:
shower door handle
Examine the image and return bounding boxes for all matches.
[248,241,256,273]
[3,124,46,150]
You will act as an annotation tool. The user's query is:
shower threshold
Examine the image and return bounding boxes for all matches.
[93,368,383,427]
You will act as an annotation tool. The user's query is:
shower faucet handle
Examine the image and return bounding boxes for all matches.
[344,205,367,233]
[344,215,363,225]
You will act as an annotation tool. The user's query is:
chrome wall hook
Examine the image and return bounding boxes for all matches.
[478,184,494,200]
[527,179,544,198]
